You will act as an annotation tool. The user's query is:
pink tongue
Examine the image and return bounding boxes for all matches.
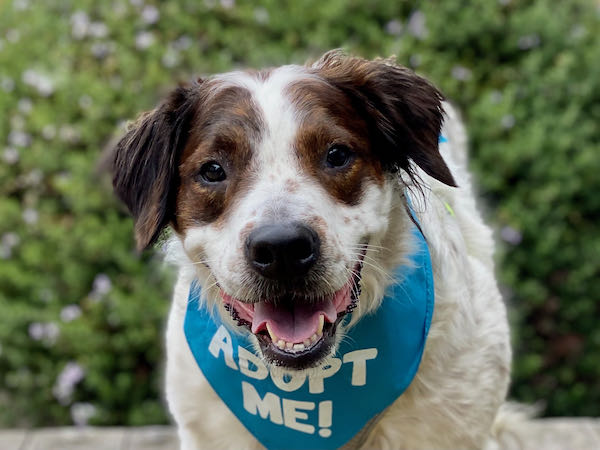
[252,298,337,343]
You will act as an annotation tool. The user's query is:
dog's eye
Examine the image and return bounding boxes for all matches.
[197,162,226,183]
[326,145,353,169]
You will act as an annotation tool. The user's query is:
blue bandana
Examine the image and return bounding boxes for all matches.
[183,223,434,450]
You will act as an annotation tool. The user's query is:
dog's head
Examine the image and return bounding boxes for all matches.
[112,51,455,370]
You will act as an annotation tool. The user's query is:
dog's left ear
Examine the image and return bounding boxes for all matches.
[314,50,456,187]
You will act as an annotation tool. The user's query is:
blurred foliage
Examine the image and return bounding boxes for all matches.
[0,0,598,426]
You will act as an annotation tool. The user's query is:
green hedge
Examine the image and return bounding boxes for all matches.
[1,0,598,426]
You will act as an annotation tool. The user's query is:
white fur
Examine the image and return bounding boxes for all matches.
[164,67,511,449]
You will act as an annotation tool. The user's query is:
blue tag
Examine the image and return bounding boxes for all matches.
[184,226,434,450]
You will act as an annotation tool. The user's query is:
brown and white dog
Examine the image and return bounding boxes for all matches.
[111,51,511,449]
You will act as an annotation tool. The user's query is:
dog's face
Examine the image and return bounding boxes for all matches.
[112,51,455,370]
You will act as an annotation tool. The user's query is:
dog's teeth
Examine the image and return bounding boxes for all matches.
[293,343,305,351]
[303,339,311,347]
[286,341,293,350]
[276,339,286,349]
[310,333,319,343]
[266,323,278,342]
[317,315,324,336]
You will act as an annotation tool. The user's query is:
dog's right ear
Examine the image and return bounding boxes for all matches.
[313,50,456,187]
[111,84,198,251]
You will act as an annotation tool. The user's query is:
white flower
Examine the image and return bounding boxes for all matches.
[22,69,55,96]
[92,273,112,299]
[409,54,422,68]
[141,5,160,24]
[500,226,522,245]
[1,232,20,259]
[59,125,79,143]
[61,305,82,322]
[2,232,20,248]
[135,31,155,49]
[45,323,60,342]
[407,11,428,40]
[42,124,56,140]
[253,7,269,24]
[13,0,30,11]
[70,11,90,40]
[28,322,60,343]
[162,48,180,68]
[91,42,112,59]
[490,90,503,104]
[2,147,19,164]
[451,65,472,81]
[22,208,39,225]
[385,19,403,36]
[24,169,43,186]
[518,34,540,50]
[8,130,31,147]
[501,114,515,129]
[53,362,86,405]
[71,402,96,426]
[29,322,45,340]
[220,0,235,9]
[89,22,109,39]
[173,35,192,50]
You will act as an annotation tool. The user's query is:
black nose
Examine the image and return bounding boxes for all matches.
[245,223,320,280]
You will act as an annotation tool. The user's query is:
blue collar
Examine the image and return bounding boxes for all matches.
[183,224,434,450]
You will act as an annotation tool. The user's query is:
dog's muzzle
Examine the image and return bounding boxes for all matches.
[220,222,365,369]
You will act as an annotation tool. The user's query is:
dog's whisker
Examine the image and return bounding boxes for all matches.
[190,259,219,266]
[347,246,383,254]
[343,267,362,301]
[347,256,389,278]
[348,243,389,251]
[352,263,393,284]
[346,251,384,266]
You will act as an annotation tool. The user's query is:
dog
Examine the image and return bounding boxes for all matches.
[111,50,512,449]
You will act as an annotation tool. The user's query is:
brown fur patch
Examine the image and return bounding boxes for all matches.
[247,68,273,82]
[287,78,384,206]
[311,50,456,187]
[239,221,255,241]
[174,84,264,232]
[285,179,300,193]
[308,215,329,235]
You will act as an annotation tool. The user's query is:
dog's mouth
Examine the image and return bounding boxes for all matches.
[221,256,364,370]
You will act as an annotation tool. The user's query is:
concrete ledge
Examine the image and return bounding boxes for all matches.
[497,418,600,450]
[1,419,598,449]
